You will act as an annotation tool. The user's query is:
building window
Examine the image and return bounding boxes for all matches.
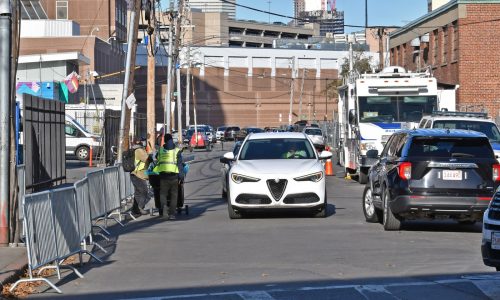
[452,21,458,61]
[442,26,448,64]
[433,29,438,65]
[56,1,68,20]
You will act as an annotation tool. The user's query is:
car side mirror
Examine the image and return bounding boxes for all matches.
[319,150,332,160]
[348,109,357,125]
[220,152,235,164]
[366,149,379,159]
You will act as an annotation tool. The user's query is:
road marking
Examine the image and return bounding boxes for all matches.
[121,275,500,300]
[237,291,276,300]
[355,285,399,300]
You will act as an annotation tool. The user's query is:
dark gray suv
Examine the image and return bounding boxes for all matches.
[363,129,499,231]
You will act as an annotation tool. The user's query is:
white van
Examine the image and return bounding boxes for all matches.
[65,115,101,161]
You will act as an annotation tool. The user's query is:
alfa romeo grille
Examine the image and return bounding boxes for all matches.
[489,194,500,220]
[267,179,287,201]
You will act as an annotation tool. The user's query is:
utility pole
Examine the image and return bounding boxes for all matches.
[288,56,295,125]
[298,68,307,121]
[0,0,12,246]
[377,27,384,71]
[118,0,140,161]
[365,0,368,29]
[325,79,329,121]
[146,1,156,152]
[185,46,190,127]
[176,66,182,143]
[174,0,185,143]
[165,26,173,135]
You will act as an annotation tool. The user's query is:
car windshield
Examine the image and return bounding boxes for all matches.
[408,137,494,158]
[217,126,227,131]
[239,138,316,160]
[305,128,322,136]
[359,96,437,123]
[187,128,206,137]
[433,120,500,143]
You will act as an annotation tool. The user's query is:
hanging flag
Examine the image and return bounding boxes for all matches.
[64,71,79,94]
[31,81,40,93]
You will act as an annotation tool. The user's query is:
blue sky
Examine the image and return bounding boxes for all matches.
[236,0,429,32]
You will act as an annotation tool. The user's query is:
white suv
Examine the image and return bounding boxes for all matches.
[482,193,500,271]
[221,132,332,219]
[419,111,500,157]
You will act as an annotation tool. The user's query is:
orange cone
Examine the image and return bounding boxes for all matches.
[325,158,334,176]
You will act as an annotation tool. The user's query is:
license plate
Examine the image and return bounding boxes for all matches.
[442,170,462,180]
[492,232,500,250]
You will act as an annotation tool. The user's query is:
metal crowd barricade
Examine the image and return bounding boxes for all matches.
[86,169,110,238]
[103,166,124,226]
[74,178,105,258]
[11,190,81,294]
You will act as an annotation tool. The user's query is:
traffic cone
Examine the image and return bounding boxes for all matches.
[325,158,334,176]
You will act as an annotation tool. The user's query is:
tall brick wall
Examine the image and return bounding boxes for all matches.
[133,67,338,128]
[458,4,500,115]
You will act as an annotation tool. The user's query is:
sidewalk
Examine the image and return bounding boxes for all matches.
[0,246,27,288]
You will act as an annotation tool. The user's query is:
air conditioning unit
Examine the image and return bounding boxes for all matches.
[326,32,334,38]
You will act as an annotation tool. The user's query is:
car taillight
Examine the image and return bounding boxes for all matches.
[493,164,500,181]
[398,162,412,180]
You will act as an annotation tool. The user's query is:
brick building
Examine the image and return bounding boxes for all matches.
[389,0,500,115]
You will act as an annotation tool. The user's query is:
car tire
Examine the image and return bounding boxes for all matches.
[359,168,368,184]
[496,267,500,272]
[362,185,381,223]
[382,187,401,231]
[314,192,327,218]
[76,145,90,161]
[222,188,227,199]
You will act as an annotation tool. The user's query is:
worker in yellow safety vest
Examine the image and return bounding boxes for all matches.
[153,133,183,220]
[131,138,152,216]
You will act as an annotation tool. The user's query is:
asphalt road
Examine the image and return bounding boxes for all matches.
[33,143,500,299]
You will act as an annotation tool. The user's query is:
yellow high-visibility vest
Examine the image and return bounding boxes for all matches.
[153,148,180,174]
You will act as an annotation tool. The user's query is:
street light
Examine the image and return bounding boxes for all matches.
[90,27,100,36]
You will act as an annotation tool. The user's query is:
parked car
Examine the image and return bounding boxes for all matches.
[419,111,500,157]
[482,192,500,271]
[235,127,264,140]
[221,132,332,219]
[363,129,499,231]
[216,126,228,140]
[224,126,241,141]
[185,128,212,152]
[221,141,243,199]
[303,127,325,151]
[65,115,101,161]
[189,124,216,143]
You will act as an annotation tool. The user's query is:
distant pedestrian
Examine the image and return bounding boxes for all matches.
[153,134,183,220]
[130,138,152,216]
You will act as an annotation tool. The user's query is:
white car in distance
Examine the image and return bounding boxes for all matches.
[221,132,332,219]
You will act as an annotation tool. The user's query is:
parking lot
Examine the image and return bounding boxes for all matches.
[26,142,500,299]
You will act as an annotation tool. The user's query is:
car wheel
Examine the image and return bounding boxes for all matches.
[76,146,90,161]
[496,267,500,272]
[382,187,401,231]
[359,168,368,184]
[362,185,381,223]
[314,192,327,218]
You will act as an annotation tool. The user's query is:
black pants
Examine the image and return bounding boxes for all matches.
[148,175,161,210]
[131,174,148,211]
[159,174,178,216]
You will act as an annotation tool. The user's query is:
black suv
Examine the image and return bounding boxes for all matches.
[363,129,499,231]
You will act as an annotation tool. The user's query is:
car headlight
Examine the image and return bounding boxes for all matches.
[294,171,324,182]
[360,142,377,151]
[231,173,261,183]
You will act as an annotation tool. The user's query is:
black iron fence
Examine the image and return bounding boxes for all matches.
[23,95,66,192]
